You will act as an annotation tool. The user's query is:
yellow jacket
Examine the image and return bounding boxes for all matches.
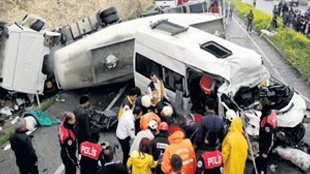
[222,117,248,174]
[127,150,157,174]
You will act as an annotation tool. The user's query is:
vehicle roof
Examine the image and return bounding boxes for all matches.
[136,20,267,84]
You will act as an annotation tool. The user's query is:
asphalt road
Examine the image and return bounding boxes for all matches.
[1,13,310,174]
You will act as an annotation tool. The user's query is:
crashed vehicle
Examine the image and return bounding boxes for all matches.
[132,20,307,151]
[0,3,225,96]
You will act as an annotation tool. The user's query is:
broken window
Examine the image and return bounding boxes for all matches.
[135,53,163,80]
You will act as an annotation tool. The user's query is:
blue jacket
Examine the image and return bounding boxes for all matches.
[194,112,225,148]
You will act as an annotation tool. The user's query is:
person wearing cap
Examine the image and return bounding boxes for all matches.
[140,112,161,131]
[254,98,277,174]
[152,122,169,174]
[127,137,158,174]
[222,116,248,174]
[195,131,223,174]
[116,106,140,165]
[147,73,166,106]
[79,128,104,174]
[73,95,91,149]
[161,126,196,174]
[194,98,225,153]
[118,87,139,120]
[10,117,39,174]
[170,154,183,174]
[130,120,158,153]
[135,94,152,115]
[96,144,128,174]
[58,112,78,174]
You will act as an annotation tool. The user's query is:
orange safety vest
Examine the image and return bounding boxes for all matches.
[80,141,103,160]
[140,112,161,131]
[58,122,76,144]
[260,111,277,129]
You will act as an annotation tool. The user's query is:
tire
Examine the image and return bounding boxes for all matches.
[103,14,119,25]
[291,123,305,143]
[99,7,117,19]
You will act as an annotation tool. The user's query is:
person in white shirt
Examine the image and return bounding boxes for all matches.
[116,106,142,165]
[129,120,158,153]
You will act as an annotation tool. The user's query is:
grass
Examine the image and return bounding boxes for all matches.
[232,0,310,82]
[0,95,57,146]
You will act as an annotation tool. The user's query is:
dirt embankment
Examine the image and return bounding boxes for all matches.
[0,0,153,27]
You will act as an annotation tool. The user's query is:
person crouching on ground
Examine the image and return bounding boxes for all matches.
[127,137,157,174]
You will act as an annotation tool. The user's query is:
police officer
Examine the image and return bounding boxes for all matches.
[254,98,277,174]
[58,112,78,174]
[152,122,169,174]
[80,128,104,174]
[195,131,223,174]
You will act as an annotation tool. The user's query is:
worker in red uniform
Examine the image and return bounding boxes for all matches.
[254,97,277,174]
[195,131,223,174]
[58,112,78,174]
[79,128,104,174]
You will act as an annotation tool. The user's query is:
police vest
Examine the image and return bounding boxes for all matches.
[80,141,103,160]
[58,122,76,144]
[260,111,277,129]
[201,150,223,169]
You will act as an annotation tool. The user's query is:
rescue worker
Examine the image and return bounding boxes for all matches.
[254,98,277,174]
[155,101,174,123]
[10,117,39,174]
[194,99,225,152]
[130,120,158,153]
[161,126,196,174]
[58,112,78,174]
[222,114,248,174]
[116,106,139,165]
[135,94,152,115]
[147,73,166,106]
[118,88,139,120]
[195,131,223,174]
[73,95,91,150]
[97,144,128,174]
[152,122,169,174]
[80,128,104,174]
[140,112,161,131]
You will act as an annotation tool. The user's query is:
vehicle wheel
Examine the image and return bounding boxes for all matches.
[103,14,119,25]
[99,7,117,19]
[291,123,305,143]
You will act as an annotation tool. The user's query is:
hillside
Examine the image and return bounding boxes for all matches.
[0,0,153,27]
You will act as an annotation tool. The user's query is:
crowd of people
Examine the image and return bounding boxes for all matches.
[9,73,278,174]
[272,2,310,37]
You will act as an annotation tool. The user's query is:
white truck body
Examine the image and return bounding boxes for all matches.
[1,25,50,94]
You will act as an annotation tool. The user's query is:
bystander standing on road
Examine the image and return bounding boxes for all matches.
[73,95,91,150]
[247,9,254,32]
[253,0,256,8]
[272,5,278,28]
[10,117,39,174]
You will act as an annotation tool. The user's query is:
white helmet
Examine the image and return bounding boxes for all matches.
[141,95,152,108]
[225,109,237,121]
[148,120,158,130]
[162,106,173,117]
